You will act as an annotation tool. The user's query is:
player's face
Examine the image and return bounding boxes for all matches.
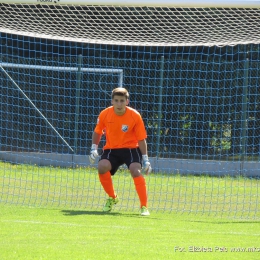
[111,95,129,115]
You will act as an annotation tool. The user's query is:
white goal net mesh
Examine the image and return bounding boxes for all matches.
[0,4,260,46]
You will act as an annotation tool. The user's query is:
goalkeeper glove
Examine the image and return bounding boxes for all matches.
[89,144,99,164]
[142,155,152,175]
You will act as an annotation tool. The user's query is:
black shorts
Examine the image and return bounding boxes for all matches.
[100,148,142,175]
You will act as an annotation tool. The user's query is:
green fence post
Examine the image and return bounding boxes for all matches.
[156,56,164,158]
[74,55,83,154]
[240,58,249,174]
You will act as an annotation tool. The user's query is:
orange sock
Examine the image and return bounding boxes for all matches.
[98,171,116,198]
[133,175,147,208]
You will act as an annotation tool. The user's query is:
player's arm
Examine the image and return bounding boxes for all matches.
[92,131,102,145]
[89,110,105,164]
[138,139,148,156]
[138,139,152,174]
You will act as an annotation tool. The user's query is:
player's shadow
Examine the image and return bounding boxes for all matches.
[61,209,139,218]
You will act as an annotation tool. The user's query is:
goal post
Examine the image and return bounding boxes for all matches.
[0,0,260,219]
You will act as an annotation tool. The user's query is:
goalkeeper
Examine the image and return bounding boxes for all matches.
[89,87,152,216]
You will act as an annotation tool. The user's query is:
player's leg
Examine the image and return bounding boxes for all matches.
[129,162,148,208]
[127,149,150,216]
[98,150,119,211]
[98,158,117,198]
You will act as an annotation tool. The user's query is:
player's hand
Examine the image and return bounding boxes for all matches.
[89,144,99,164]
[142,155,152,175]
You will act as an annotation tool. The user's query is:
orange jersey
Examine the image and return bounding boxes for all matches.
[94,106,147,149]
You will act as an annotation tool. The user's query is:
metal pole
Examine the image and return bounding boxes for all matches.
[74,55,83,154]
[118,71,123,87]
[156,56,164,158]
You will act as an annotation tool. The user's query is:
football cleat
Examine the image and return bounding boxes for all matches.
[103,196,119,212]
[140,206,150,216]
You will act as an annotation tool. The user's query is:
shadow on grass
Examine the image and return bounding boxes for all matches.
[62,210,123,216]
[61,210,159,219]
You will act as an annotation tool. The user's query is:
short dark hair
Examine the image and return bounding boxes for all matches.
[112,87,129,99]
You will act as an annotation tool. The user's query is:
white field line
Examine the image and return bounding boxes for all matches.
[1,219,152,230]
[1,219,259,236]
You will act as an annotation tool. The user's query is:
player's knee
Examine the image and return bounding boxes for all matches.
[98,159,111,174]
[129,164,142,178]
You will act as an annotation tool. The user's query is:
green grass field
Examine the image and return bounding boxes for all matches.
[1,205,260,260]
[1,162,260,259]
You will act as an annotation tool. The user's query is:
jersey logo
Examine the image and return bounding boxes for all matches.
[121,125,129,132]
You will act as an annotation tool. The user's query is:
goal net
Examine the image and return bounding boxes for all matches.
[0,0,260,219]
[1,1,260,46]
